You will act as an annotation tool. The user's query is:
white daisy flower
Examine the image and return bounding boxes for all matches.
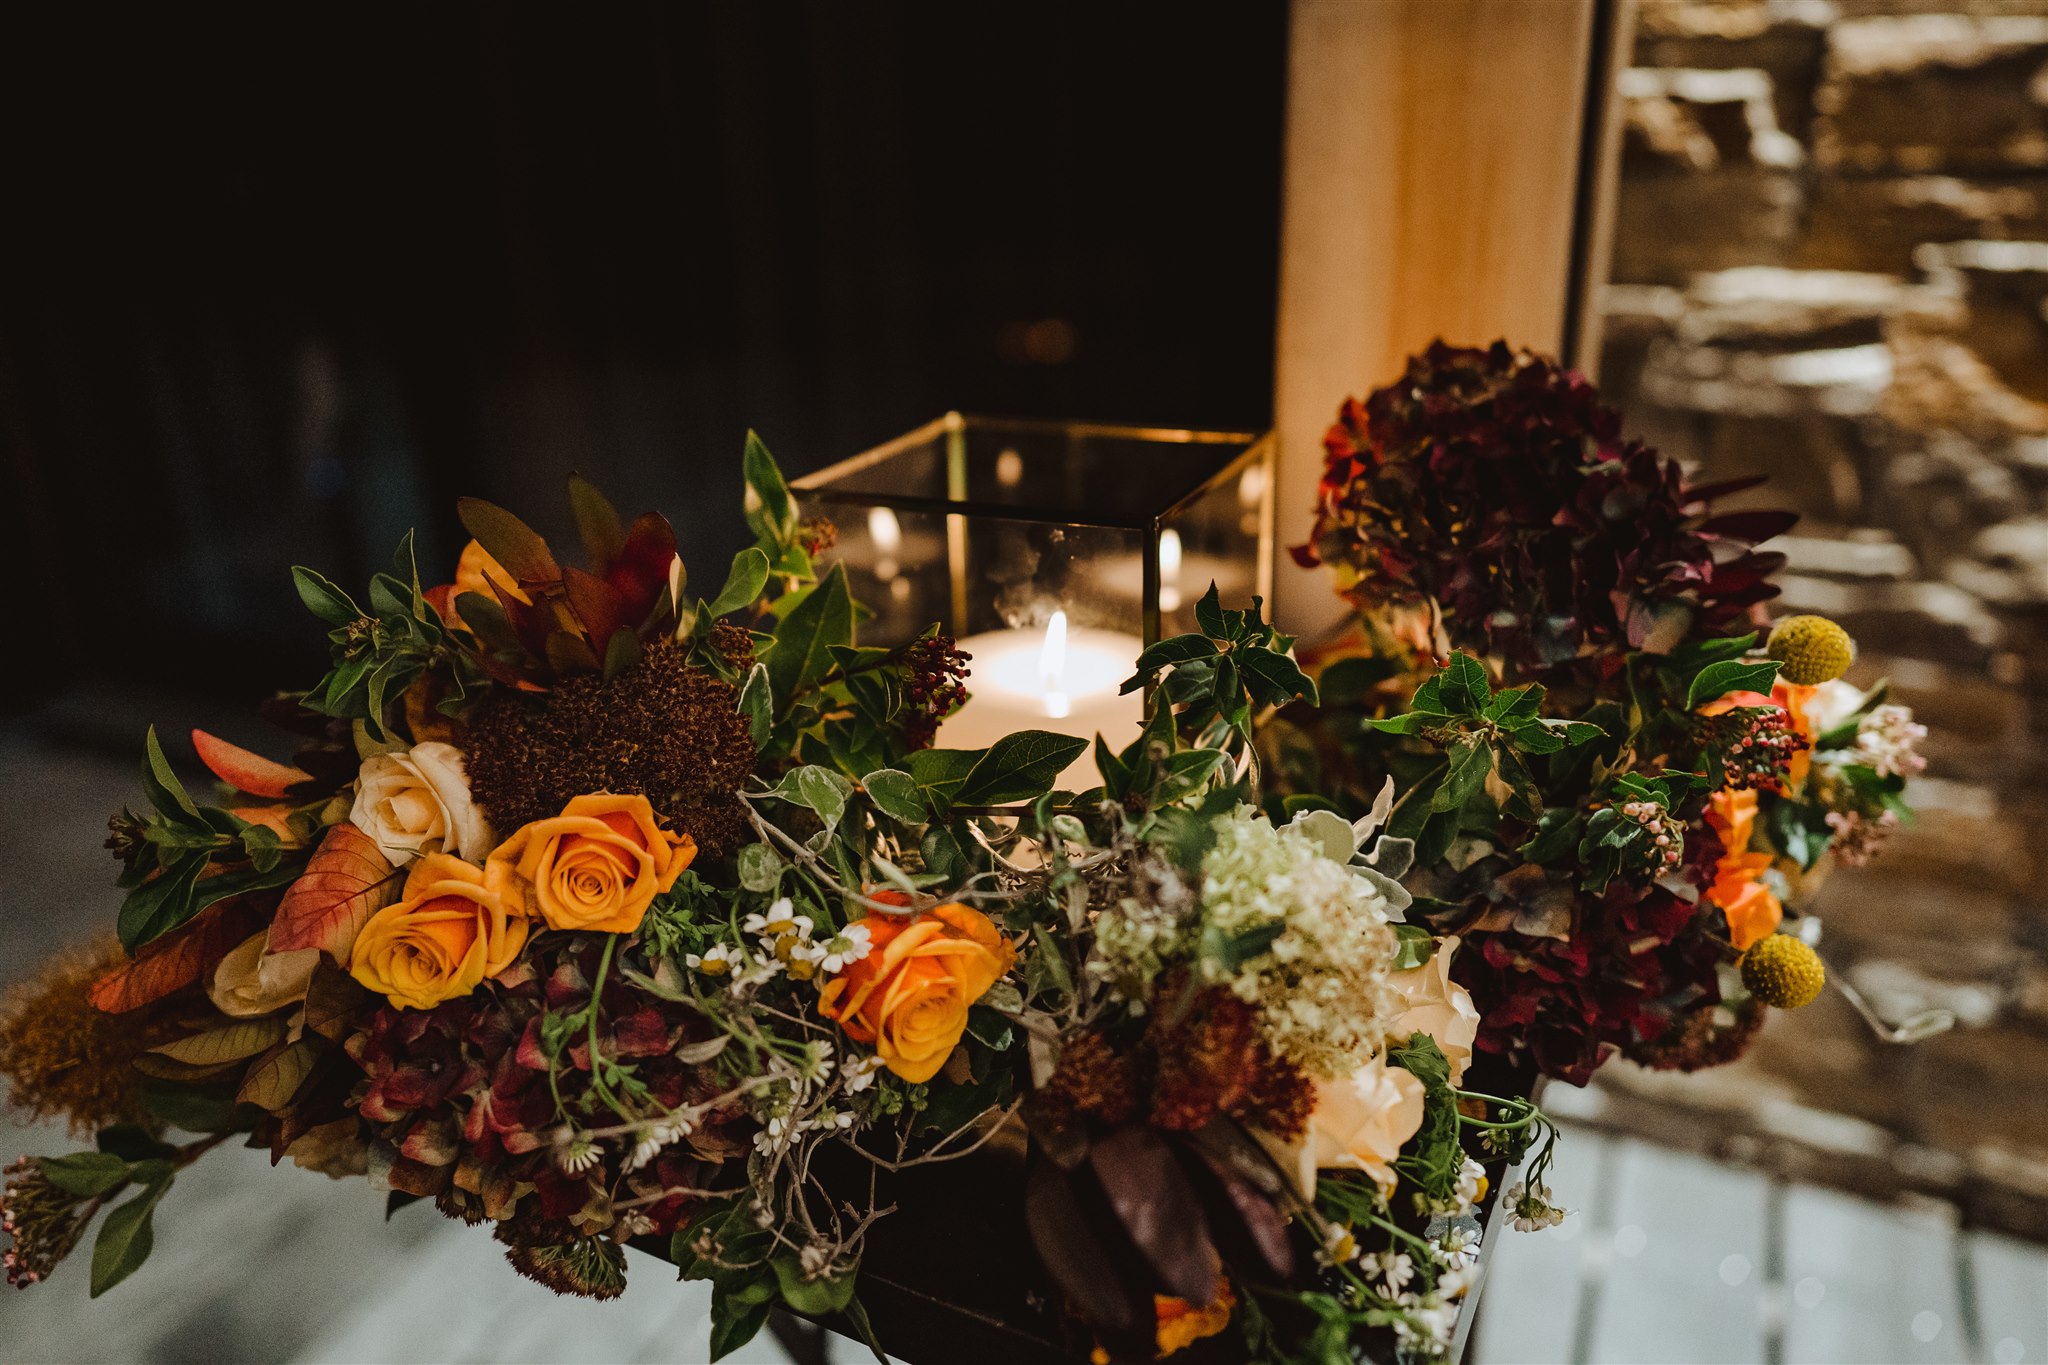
[818,921,874,974]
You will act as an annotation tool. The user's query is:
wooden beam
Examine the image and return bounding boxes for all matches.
[1272,0,1626,632]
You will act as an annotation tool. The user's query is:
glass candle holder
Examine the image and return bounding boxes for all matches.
[793,414,1274,778]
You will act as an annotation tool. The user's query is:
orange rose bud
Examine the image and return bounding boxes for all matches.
[350,853,531,1009]
[490,794,696,935]
[818,903,1015,1083]
[1705,788,1782,951]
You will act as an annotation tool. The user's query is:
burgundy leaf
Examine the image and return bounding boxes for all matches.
[1023,1160,1154,1359]
[1089,1126,1222,1306]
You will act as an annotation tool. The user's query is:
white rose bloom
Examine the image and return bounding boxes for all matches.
[1260,1054,1427,1201]
[1387,936,1482,1085]
[349,741,492,865]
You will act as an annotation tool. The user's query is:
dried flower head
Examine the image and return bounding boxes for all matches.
[0,938,179,1136]
[501,1232,628,1300]
[1037,1031,1139,1129]
[465,639,754,856]
[2,1157,95,1288]
[1293,341,1792,679]
[1627,997,1767,1072]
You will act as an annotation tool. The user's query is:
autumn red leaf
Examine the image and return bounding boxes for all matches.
[268,823,402,959]
[89,893,272,1014]
[191,728,312,799]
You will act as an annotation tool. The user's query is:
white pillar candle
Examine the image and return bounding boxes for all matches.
[938,611,1146,789]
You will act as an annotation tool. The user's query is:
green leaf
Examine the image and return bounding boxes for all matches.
[1429,738,1493,814]
[742,430,797,544]
[738,664,772,747]
[1205,920,1285,971]
[601,628,641,682]
[1194,582,1227,638]
[292,566,361,627]
[762,564,854,707]
[794,765,854,830]
[567,474,628,570]
[1122,633,1218,692]
[140,727,201,822]
[736,843,783,893]
[1686,658,1782,710]
[1367,709,1455,737]
[708,546,771,619]
[709,1286,776,1362]
[920,824,971,883]
[90,1176,171,1298]
[1238,647,1318,707]
[862,769,925,823]
[38,1152,133,1198]
[1391,923,1435,971]
[772,1254,859,1316]
[905,747,983,814]
[1441,653,1490,716]
[95,1127,177,1163]
[954,731,1089,806]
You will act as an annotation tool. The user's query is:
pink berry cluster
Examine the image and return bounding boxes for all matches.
[1619,799,1685,876]
[2,1155,86,1289]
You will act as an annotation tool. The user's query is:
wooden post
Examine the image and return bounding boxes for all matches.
[1272,0,1632,633]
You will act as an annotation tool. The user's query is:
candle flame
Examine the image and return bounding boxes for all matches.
[1158,529,1184,612]
[1039,611,1070,720]
[868,507,903,582]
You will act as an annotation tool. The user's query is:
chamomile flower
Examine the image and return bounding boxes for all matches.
[817,921,874,974]
[686,943,739,977]
[552,1131,603,1175]
[624,1116,696,1173]
[1319,1223,1359,1266]
[841,1054,885,1094]
[743,898,805,940]
[1376,1250,1415,1292]
[753,1114,791,1154]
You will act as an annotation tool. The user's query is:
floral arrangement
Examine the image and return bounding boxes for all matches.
[1284,340,1926,1082]
[0,345,1926,1365]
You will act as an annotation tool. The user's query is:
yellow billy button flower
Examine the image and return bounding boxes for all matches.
[1766,615,1855,687]
[1740,934,1826,1009]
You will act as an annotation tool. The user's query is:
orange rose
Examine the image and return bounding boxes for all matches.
[1705,788,1782,951]
[818,903,1015,1083]
[489,793,696,934]
[350,853,531,1009]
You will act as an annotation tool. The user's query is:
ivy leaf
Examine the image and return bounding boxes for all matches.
[905,747,983,814]
[862,769,925,824]
[90,1175,172,1298]
[737,664,772,747]
[1686,658,1782,710]
[794,765,854,831]
[737,844,782,893]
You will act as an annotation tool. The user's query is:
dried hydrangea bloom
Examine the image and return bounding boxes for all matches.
[1293,340,1793,680]
[1197,811,1400,1079]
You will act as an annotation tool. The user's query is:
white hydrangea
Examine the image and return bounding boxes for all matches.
[1198,810,1400,1078]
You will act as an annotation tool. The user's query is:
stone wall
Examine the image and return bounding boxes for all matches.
[1593,0,2048,1239]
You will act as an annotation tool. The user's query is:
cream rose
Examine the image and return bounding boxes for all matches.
[1387,937,1481,1085]
[209,930,320,1017]
[1264,1055,1427,1201]
[350,742,492,865]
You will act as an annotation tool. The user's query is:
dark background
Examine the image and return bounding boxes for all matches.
[0,4,1288,714]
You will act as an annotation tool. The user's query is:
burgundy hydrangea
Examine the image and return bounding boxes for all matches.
[346,936,736,1239]
[1452,815,1731,1085]
[1292,341,1795,681]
